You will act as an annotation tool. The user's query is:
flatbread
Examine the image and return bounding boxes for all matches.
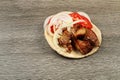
[44,11,102,58]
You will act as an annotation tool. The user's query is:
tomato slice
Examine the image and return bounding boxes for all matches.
[50,25,54,33]
[69,12,92,29]
[69,12,81,21]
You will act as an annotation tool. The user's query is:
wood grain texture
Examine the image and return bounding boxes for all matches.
[0,0,120,80]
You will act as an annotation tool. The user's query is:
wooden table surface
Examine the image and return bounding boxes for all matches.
[0,0,120,80]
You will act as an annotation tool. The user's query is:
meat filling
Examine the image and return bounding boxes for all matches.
[58,24,99,55]
[58,28,73,52]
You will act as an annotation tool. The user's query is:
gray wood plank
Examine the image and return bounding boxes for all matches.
[0,0,120,80]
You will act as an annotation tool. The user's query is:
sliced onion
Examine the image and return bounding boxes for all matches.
[43,15,53,30]
[67,20,85,31]
[48,11,72,28]
[72,20,85,25]
[47,11,73,36]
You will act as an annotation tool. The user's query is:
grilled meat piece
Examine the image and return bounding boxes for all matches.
[71,24,86,39]
[75,40,94,55]
[58,28,73,52]
[71,24,99,54]
[71,34,93,54]
[74,27,86,38]
[84,29,99,46]
[72,23,82,32]
[71,24,86,36]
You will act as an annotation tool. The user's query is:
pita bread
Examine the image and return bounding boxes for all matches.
[44,23,102,58]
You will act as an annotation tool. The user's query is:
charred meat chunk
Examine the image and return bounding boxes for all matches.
[74,40,94,55]
[84,29,99,46]
[58,28,73,52]
[74,27,86,39]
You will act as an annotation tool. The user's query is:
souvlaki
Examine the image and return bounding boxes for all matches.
[44,11,102,58]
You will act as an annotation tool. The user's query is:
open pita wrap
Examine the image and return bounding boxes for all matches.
[44,11,102,58]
